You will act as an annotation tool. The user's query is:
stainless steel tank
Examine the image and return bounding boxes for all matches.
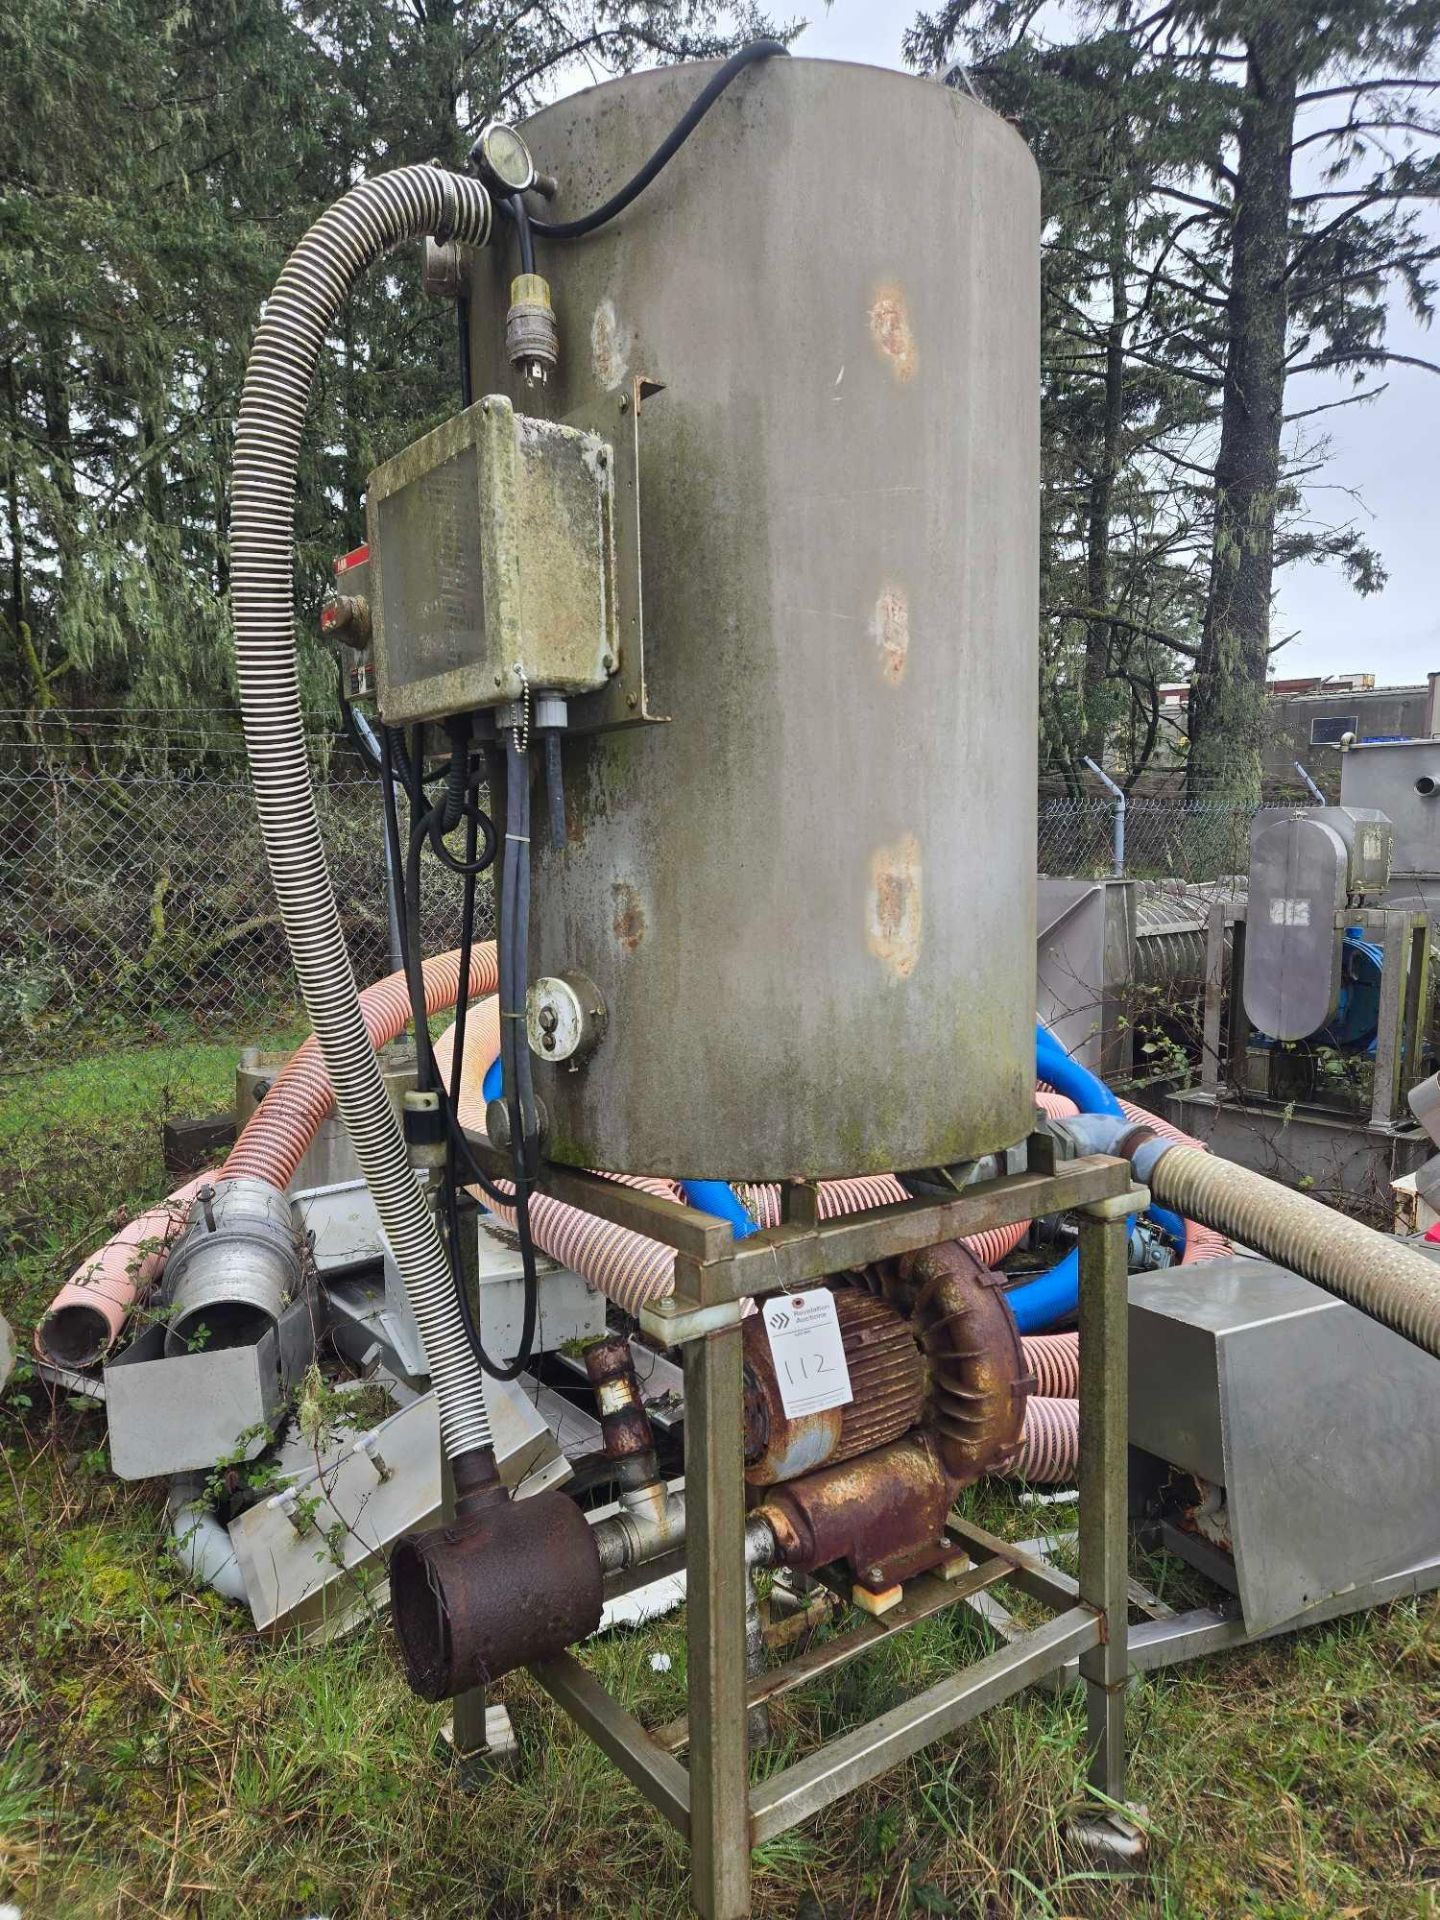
[469,57,1040,1179]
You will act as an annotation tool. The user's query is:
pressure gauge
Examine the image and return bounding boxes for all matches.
[471,120,537,196]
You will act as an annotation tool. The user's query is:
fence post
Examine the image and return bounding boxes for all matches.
[1293,760,1325,804]
[1082,757,1126,876]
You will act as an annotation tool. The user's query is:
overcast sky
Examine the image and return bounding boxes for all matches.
[796,2,1440,688]
[563,1,1439,688]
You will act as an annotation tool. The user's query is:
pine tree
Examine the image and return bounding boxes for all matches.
[910,0,1440,805]
[0,0,772,764]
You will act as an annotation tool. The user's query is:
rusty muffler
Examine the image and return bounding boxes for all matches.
[390,1460,603,1700]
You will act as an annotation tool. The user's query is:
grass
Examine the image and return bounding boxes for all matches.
[2,1039,1439,1918]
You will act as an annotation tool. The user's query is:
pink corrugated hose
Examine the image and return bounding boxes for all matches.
[36,948,497,1368]
[50,962,1229,1487]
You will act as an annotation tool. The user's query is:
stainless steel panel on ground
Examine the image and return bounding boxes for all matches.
[469,57,1040,1178]
[1129,1260,1440,1636]
[228,1375,566,1633]
[474,1215,606,1360]
[105,1296,317,1480]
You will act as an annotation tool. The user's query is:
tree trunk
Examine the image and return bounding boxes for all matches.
[4,360,30,712]
[1081,212,1129,766]
[1186,25,1299,810]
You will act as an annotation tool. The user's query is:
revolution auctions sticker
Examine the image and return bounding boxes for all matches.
[763,1289,854,1420]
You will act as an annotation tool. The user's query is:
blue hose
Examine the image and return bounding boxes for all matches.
[482,1059,758,1238]
[1007,1247,1081,1334]
[1007,1024,1184,1332]
[677,1180,760,1240]
[1036,1025,1123,1119]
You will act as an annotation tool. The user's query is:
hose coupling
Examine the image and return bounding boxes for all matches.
[506,272,558,387]
[162,1175,303,1356]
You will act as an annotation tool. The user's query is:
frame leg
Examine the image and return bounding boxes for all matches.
[437,1448,518,1782]
[442,1685,518,1784]
[684,1320,751,1920]
[1077,1210,1128,1805]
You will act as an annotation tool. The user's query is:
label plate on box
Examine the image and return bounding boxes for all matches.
[763,1290,854,1419]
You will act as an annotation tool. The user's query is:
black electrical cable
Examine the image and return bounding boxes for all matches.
[456,292,475,410]
[385,722,533,1376]
[516,39,788,241]
[505,733,541,1175]
[502,193,536,273]
[542,729,566,850]
[439,719,467,831]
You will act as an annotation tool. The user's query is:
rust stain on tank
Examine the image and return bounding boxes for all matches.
[872,585,909,685]
[591,297,631,391]
[869,285,917,382]
[867,834,922,978]
[611,880,647,951]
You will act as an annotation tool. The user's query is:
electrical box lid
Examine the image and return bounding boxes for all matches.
[365,394,618,725]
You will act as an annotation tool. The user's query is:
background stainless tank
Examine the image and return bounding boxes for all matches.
[470,58,1040,1179]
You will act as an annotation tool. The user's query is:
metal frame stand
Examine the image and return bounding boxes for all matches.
[519,1152,1142,1919]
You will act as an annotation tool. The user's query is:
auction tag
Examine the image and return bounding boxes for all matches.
[763,1290,854,1419]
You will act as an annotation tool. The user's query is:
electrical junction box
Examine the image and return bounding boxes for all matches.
[365,393,618,725]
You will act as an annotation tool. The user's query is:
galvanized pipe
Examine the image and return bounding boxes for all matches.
[162,1175,303,1355]
[592,1490,776,1576]
[1084,755,1126,876]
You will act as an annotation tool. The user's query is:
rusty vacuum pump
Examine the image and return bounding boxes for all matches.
[744,1244,1034,1602]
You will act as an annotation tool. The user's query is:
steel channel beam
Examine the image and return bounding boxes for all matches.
[651,1558,1012,1756]
[1370,910,1412,1130]
[946,1515,1082,1611]
[1077,1210,1130,1804]
[703,1159,1131,1307]
[747,1607,1101,1846]
[458,1130,736,1262]
[1200,901,1228,1095]
[530,1652,692,1838]
[462,1147,1129,1284]
[1126,1548,1440,1673]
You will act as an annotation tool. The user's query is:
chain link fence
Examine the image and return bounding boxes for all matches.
[2,755,481,1070]
[2,739,1253,1076]
[1038,794,1255,883]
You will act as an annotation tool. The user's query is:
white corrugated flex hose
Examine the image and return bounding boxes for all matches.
[230,165,496,1463]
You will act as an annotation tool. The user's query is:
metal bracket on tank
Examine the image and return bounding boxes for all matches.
[561,375,669,735]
